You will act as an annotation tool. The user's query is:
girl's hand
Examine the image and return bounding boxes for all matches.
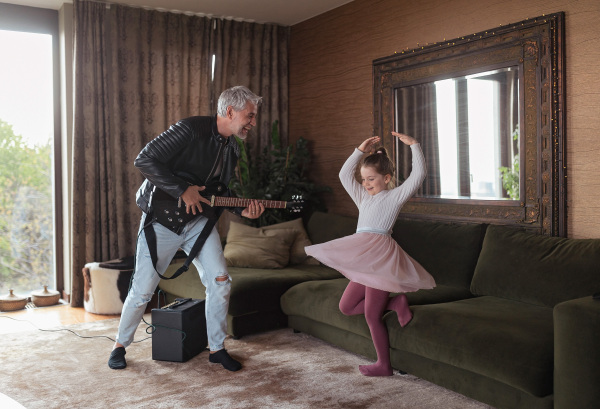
[241,200,265,219]
[392,131,417,146]
[358,136,381,153]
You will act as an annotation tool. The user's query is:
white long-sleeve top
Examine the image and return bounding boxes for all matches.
[339,144,426,235]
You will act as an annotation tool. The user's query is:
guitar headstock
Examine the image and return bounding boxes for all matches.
[286,195,304,213]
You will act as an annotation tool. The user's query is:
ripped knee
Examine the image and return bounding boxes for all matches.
[134,293,154,308]
[215,274,230,285]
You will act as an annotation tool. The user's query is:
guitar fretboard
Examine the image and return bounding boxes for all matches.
[213,196,288,209]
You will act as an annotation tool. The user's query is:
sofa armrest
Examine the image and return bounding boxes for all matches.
[554,295,600,409]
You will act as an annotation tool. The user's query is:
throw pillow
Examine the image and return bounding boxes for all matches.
[263,218,320,265]
[224,222,296,268]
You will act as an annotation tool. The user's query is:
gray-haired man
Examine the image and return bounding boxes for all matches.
[109,86,265,371]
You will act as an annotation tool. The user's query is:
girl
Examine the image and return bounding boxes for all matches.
[305,132,435,377]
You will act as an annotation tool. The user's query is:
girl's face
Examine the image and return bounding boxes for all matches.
[360,166,391,196]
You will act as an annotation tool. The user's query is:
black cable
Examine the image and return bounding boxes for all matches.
[0,314,151,343]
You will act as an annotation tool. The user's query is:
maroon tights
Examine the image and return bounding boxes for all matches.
[339,281,412,376]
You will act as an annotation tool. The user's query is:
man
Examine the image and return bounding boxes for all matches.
[108,86,265,371]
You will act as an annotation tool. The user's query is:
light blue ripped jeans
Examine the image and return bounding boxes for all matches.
[116,213,230,351]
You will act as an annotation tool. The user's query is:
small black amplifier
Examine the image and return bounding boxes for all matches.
[151,298,207,362]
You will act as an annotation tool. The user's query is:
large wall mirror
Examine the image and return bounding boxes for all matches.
[373,13,566,236]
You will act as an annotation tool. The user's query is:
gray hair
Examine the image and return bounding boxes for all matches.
[217,86,262,117]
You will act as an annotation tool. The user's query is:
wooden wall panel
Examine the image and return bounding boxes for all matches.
[289,0,600,238]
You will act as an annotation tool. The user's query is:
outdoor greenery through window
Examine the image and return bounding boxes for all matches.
[0,29,55,296]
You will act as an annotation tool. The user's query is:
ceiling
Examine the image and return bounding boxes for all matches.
[3,0,354,25]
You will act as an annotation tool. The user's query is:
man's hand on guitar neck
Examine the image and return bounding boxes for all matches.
[181,185,212,215]
[241,200,265,219]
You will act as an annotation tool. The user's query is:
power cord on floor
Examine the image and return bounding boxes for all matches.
[0,299,185,345]
[0,301,191,347]
[0,314,150,343]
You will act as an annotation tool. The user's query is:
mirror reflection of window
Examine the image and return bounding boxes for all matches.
[435,79,458,197]
[467,77,498,198]
[395,66,520,200]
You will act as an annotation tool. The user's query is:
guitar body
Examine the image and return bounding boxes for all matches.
[151,182,227,234]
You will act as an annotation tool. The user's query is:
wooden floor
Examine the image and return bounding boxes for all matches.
[0,302,118,335]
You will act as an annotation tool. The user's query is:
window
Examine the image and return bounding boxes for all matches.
[0,5,61,298]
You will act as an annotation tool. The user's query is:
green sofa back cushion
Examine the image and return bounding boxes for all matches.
[391,219,487,289]
[471,225,600,307]
[306,211,357,245]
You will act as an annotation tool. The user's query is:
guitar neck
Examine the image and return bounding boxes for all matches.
[212,196,288,209]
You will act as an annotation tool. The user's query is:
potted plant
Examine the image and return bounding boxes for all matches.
[229,121,331,227]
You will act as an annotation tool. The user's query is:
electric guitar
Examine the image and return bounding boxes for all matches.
[151,182,303,233]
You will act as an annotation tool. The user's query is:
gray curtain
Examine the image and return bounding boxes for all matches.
[71,0,289,307]
[213,18,289,159]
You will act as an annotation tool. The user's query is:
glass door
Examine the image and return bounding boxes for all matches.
[0,28,56,297]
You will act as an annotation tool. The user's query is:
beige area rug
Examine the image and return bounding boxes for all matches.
[0,316,494,409]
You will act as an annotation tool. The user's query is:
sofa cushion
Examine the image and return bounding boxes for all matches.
[306,211,357,245]
[281,278,372,338]
[471,225,600,307]
[223,222,296,268]
[386,296,554,397]
[391,219,487,289]
[398,285,474,305]
[227,266,342,316]
[262,218,319,265]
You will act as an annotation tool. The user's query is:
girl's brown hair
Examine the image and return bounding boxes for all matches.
[360,147,396,189]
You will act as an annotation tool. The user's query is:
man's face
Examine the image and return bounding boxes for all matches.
[229,102,258,140]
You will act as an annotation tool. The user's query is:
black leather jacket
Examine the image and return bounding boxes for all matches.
[134,115,240,215]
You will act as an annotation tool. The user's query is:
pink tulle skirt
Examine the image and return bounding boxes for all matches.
[305,232,436,293]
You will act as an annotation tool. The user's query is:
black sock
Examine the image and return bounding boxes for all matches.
[209,349,242,371]
[108,347,127,370]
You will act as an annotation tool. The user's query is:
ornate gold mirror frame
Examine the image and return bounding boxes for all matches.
[373,13,566,236]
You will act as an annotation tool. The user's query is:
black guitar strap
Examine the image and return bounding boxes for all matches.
[144,209,222,280]
[144,124,230,280]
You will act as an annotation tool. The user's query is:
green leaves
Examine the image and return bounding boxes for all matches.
[230,121,331,227]
[499,157,519,200]
[499,124,520,200]
[0,118,53,293]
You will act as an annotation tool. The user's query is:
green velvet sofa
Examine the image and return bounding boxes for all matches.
[280,212,600,409]
[157,211,599,409]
